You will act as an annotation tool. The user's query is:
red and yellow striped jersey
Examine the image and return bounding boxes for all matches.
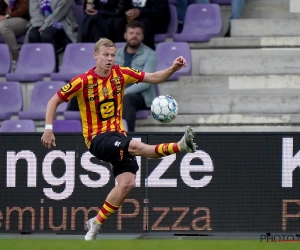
[57,65,145,148]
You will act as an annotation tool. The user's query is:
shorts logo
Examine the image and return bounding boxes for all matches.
[114,141,121,147]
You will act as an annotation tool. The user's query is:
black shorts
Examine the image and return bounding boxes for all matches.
[89,132,139,177]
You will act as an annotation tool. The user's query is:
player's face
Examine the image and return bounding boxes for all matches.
[124,27,144,48]
[94,46,116,70]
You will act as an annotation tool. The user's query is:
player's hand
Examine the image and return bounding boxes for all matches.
[172,56,187,71]
[41,130,56,149]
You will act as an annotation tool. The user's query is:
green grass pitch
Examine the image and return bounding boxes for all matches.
[0,239,299,250]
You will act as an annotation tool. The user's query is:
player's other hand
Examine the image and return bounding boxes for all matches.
[41,130,56,149]
[172,56,187,71]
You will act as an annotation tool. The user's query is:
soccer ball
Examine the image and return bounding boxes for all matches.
[151,95,178,123]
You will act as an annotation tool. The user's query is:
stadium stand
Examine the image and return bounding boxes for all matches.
[3,0,300,133]
[115,42,126,49]
[154,4,178,43]
[155,42,192,80]
[136,0,300,132]
[173,3,223,42]
[18,81,67,120]
[136,85,160,120]
[0,119,36,132]
[64,110,81,120]
[53,120,82,132]
[0,81,23,120]
[51,43,95,82]
[6,43,56,82]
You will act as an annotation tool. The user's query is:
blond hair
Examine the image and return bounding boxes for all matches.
[94,38,116,52]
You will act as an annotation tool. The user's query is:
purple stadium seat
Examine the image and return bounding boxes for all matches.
[155,4,178,43]
[51,43,95,81]
[0,44,11,76]
[18,81,67,120]
[64,111,81,120]
[115,42,126,49]
[136,85,160,119]
[210,0,231,4]
[53,120,82,132]
[173,4,222,42]
[155,42,191,80]
[6,43,56,82]
[0,119,36,132]
[0,82,23,120]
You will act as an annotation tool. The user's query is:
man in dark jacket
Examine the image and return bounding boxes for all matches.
[81,0,130,42]
[0,0,29,71]
[114,0,170,49]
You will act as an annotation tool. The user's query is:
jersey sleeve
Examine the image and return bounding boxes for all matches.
[120,66,145,85]
[57,76,83,102]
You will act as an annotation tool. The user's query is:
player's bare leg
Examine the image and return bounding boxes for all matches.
[85,172,136,241]
[85,126,197,240]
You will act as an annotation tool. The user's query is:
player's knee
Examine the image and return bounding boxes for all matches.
[119,178,136,193]
[128,140,143,155]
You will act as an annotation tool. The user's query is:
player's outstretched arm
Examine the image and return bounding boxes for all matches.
[41,94,64,149]
[143,56,187,84]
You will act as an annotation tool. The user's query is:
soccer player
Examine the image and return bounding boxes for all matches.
[41,38,197,241]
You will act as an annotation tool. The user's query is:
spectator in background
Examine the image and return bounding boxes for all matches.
[81,0,129,43]
[115,20,157,132]
[225,0,244,37]
[177,0,244,36]
[115,0,170,50]
[0,0,29,72]
[26,0,77,71]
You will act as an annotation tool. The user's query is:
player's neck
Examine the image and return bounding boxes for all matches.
[94,67,111,78]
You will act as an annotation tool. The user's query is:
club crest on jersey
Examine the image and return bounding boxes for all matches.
[111,76,121,94]
[102,86,109,96]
